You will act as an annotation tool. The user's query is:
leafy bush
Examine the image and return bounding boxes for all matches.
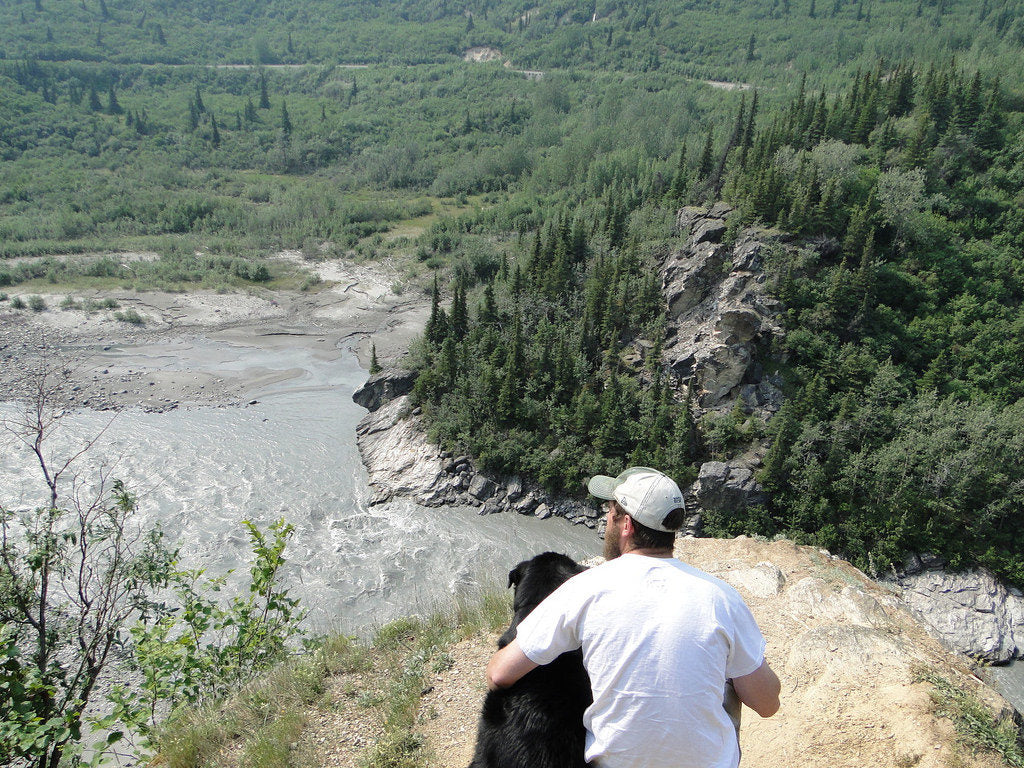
[114,308,145,324]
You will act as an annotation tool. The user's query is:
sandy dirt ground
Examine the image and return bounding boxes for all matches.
[0,254,429,411]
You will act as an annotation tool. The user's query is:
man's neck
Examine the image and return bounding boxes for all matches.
[621,545,674,558]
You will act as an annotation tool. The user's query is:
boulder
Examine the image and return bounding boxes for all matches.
[886,567,1024,663]
[694,461,765,513]
[467,475,495,501]
[690,218,727,246]
[352,368,417,412]
[505,478,523,501]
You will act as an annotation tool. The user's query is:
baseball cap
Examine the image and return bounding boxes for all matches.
[587,467,686,533]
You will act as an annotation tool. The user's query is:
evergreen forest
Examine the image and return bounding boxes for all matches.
[3,0,1024,588]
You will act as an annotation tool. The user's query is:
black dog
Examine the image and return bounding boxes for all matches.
[468,552,592,768]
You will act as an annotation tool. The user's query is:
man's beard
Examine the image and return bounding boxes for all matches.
[602,521,622,560]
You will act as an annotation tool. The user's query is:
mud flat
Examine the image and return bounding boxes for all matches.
[0,256,429,411]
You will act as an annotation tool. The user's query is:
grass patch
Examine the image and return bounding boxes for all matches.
[151,592,511,768]
[914,667,1024,767]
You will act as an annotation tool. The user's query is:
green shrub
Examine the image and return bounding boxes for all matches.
[27,295,46,311]
[10,295,26,309]
[114,308,145,325]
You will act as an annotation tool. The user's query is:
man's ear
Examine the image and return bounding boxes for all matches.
[620,514,636,538]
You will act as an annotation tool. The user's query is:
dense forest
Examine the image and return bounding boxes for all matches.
[2,1,1024,580]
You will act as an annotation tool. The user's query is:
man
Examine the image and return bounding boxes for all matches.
[486,467,780,768]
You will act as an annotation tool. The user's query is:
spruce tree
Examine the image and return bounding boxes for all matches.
[696,129,715,181]
[425,275,449,346]
[450,278,468,342]
[668,145,689,202]
[280,99,292,135]
[210,113,221,146]
[106,83,122,115]
[259,71,270,109]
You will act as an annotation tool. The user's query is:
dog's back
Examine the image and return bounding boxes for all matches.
[469,552,591,768]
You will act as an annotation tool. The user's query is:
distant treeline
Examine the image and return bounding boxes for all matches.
[3,0,1024,89]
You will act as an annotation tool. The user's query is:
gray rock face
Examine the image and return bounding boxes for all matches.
[355,395,448,505]
[661,206,785,409]
[694,461,765,515]
[886,566,1024,663]
[355,396,603,528]
[352,368,417,412]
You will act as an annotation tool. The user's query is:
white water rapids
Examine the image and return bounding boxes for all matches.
[0,337,600,637]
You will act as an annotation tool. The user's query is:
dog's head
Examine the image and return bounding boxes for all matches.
[498,551,586,648]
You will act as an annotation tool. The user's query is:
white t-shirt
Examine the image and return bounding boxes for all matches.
[515,553,765,768]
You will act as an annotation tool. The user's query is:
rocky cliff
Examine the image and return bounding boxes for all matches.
[353,205,1024,671]
[356,395,603,527]
[662,203,785,414]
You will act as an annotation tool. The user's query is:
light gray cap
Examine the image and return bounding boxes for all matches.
[587,466,686,533]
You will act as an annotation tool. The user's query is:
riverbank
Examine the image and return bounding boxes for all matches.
[0,255,427,411]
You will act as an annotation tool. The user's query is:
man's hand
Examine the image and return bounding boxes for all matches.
[486,639,539,691]
[733,660,781,717]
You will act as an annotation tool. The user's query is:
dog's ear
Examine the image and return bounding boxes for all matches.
[508,562,525,589]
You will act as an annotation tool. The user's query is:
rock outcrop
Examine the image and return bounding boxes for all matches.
[884,560,1024,663]
[662,205,785,411]
[693,460,765,515]
[355,395,603,528]
[352,368,417,413]
[674,536,1017,768]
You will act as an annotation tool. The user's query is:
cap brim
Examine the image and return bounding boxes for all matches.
[587,474,619,500]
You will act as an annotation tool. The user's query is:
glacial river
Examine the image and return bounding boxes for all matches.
[0,337,599,636]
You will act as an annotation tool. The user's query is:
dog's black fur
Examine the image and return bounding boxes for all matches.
[468,551,592,768]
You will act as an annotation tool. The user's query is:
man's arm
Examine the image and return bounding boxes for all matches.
[732,659,781,717]
[486,639,540,691]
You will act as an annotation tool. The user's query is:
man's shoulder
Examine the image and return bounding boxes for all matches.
[661,558,752,604]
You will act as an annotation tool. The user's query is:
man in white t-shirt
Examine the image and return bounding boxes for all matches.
[486,467,780,768]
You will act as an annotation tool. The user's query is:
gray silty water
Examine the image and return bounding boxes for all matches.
[0,337,600,636]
